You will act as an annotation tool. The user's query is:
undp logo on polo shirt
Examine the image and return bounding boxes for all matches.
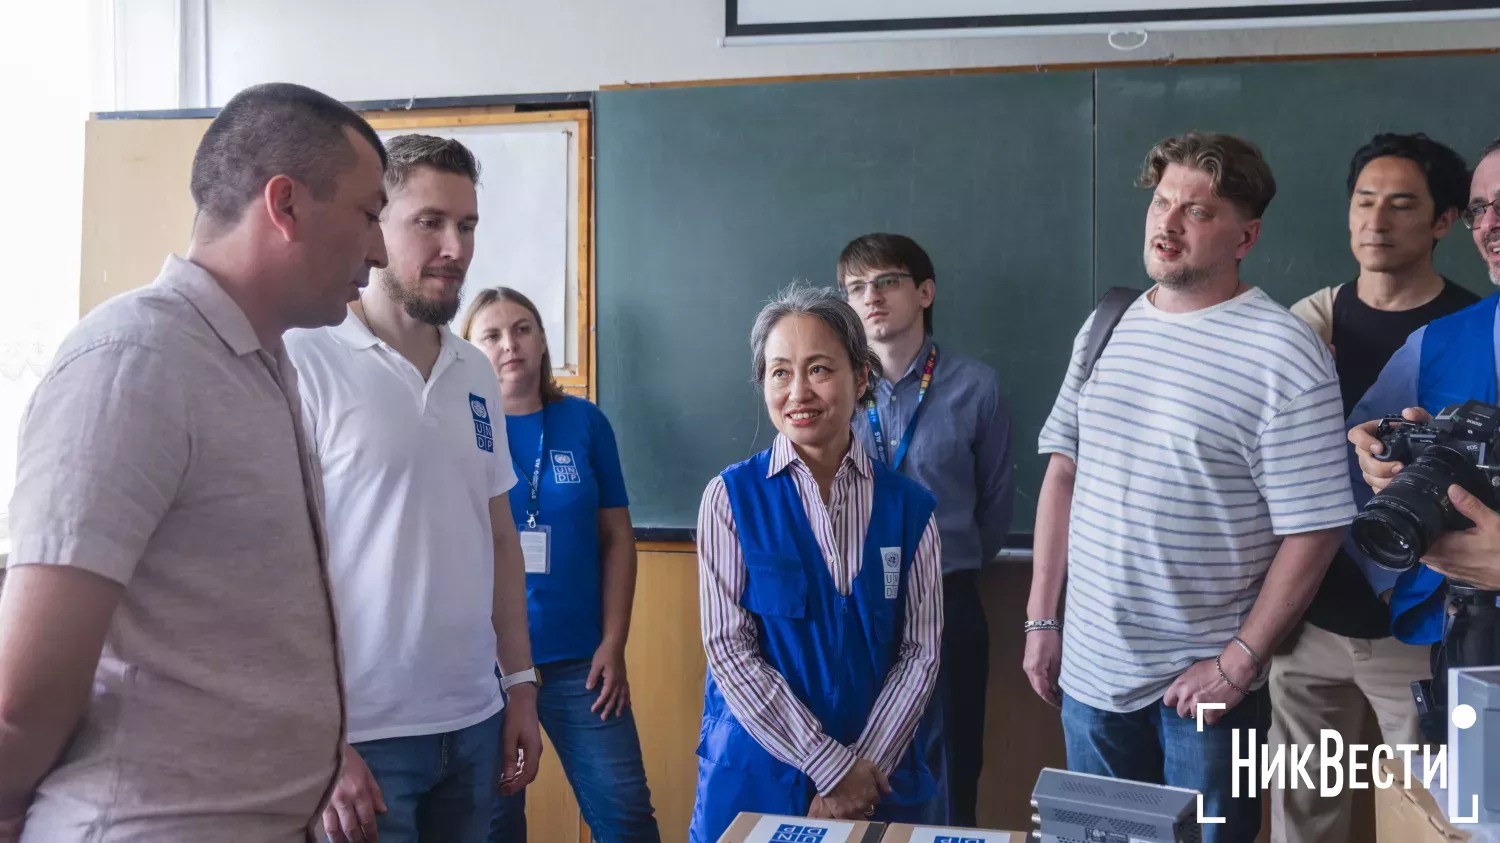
[468,393,494,453]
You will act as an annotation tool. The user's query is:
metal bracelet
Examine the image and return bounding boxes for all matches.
[1230,636,1265,678]
[1215,654,1251,698]
[1024,619,1062,633]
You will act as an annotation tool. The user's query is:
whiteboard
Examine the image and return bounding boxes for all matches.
[376,122,577,371]
[728,0,1500,39]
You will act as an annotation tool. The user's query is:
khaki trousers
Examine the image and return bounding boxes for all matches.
[1268,622,1431,843]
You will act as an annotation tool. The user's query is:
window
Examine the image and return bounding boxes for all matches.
[0,1,90,561]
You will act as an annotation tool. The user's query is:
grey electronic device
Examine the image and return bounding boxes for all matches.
[1030,767,1202,843]
[1447,665,1500,824]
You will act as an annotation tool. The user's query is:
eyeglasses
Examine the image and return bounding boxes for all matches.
[1462,198,1500,230]
[840,273,912,300]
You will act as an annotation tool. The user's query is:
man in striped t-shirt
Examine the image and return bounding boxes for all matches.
[1025,132,1355,843]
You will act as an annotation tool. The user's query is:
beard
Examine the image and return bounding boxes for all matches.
[1485,232,1500,287]
[1144,245,1214,291]
[376,266,462,326]
[1148,263,1212,291]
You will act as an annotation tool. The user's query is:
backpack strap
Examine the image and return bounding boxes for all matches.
[1081,287,1145,382]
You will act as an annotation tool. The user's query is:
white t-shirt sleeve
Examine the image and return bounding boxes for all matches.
[1037,312,1096,463]
[1253,378,1358,536]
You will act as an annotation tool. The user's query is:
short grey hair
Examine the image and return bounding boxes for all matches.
[750,283,881,404]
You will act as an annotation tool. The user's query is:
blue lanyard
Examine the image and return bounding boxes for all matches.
[512,408,546,529]
[866,345,938,471]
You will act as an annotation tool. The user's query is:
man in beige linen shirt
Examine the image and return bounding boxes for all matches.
[0,82,389,842]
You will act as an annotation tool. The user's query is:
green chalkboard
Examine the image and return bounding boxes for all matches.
[1094,55,1500,308]
[597,72,1096,535]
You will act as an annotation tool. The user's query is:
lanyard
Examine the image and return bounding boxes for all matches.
[512,409,546,529]
[865,344,937,471]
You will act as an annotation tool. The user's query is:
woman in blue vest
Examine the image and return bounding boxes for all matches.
[461,288,661,843]
[691,284,944,842]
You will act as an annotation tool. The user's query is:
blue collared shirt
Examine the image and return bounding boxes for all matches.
[852,338,1015,574]
[1346,304,1500,596]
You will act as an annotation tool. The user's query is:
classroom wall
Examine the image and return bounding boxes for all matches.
[102,0,1500,111]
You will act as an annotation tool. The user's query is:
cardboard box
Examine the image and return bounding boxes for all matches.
[1374,756,1471,842]
[716,813,882,843]
[879,823,1025,842]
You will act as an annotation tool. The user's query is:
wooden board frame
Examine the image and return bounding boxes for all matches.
[364,107,596,401]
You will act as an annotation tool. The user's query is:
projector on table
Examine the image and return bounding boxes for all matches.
[1030,767,1201,843]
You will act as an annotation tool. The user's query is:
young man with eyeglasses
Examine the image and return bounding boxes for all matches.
[1271,133,1477,843]
[1343,137,1500,748]
[838,233,1016,828]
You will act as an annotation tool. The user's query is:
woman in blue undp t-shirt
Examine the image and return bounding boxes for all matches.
[461,287,660,843]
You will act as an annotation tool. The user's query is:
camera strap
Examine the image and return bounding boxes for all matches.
[1082,287,1145,383]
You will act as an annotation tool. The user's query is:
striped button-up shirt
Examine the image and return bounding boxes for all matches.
[696,434,943,795]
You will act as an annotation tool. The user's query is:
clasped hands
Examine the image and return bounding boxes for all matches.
[808,757,891,820]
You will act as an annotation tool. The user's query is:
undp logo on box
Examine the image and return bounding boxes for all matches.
[933,837,985,843]
[770,825,828,843]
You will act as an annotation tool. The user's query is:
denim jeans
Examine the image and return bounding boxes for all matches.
[1061,687,1271,843]
[490,658,660,843]
[349,707,503,843]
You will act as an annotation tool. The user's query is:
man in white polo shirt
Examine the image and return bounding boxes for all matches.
[287,134,541,843]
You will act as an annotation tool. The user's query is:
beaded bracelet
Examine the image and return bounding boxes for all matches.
[1216,654,1251,697]
[1024,619,1062,633]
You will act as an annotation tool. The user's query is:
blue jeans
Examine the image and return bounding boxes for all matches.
[490,659,660,843]
[349,708,503,843]
[1061,687,1270,843]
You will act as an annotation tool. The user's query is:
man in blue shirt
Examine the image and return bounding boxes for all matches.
[1347,136,1500,739]
[839,233,1016,827]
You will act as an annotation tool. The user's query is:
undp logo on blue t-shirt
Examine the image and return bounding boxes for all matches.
[770,825,827,843]
[550,450,581,484]
[469,393,494,453]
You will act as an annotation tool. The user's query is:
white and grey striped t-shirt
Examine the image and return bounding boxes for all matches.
[1038,286,1356,713]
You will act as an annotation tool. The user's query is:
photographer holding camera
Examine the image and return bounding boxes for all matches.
[1344,137,1500,742]
[1352,406,1500,592]
[1346,138,1500,616]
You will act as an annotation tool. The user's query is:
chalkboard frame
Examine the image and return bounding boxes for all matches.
[725,0,1500,39]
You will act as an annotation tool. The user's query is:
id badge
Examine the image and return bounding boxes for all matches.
[519,525,550,575]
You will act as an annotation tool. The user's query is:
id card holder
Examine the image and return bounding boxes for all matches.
[519,524,551,575]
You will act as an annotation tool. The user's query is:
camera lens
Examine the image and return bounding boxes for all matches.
[1350,504,1429,571]
[1351,446,1476,571]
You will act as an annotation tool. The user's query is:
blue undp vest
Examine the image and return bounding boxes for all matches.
[1390,293,1500,644]
[687,448,939,843]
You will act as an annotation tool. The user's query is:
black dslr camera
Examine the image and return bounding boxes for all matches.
[1351,399,1500,572]
[1351,399,1500,742]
